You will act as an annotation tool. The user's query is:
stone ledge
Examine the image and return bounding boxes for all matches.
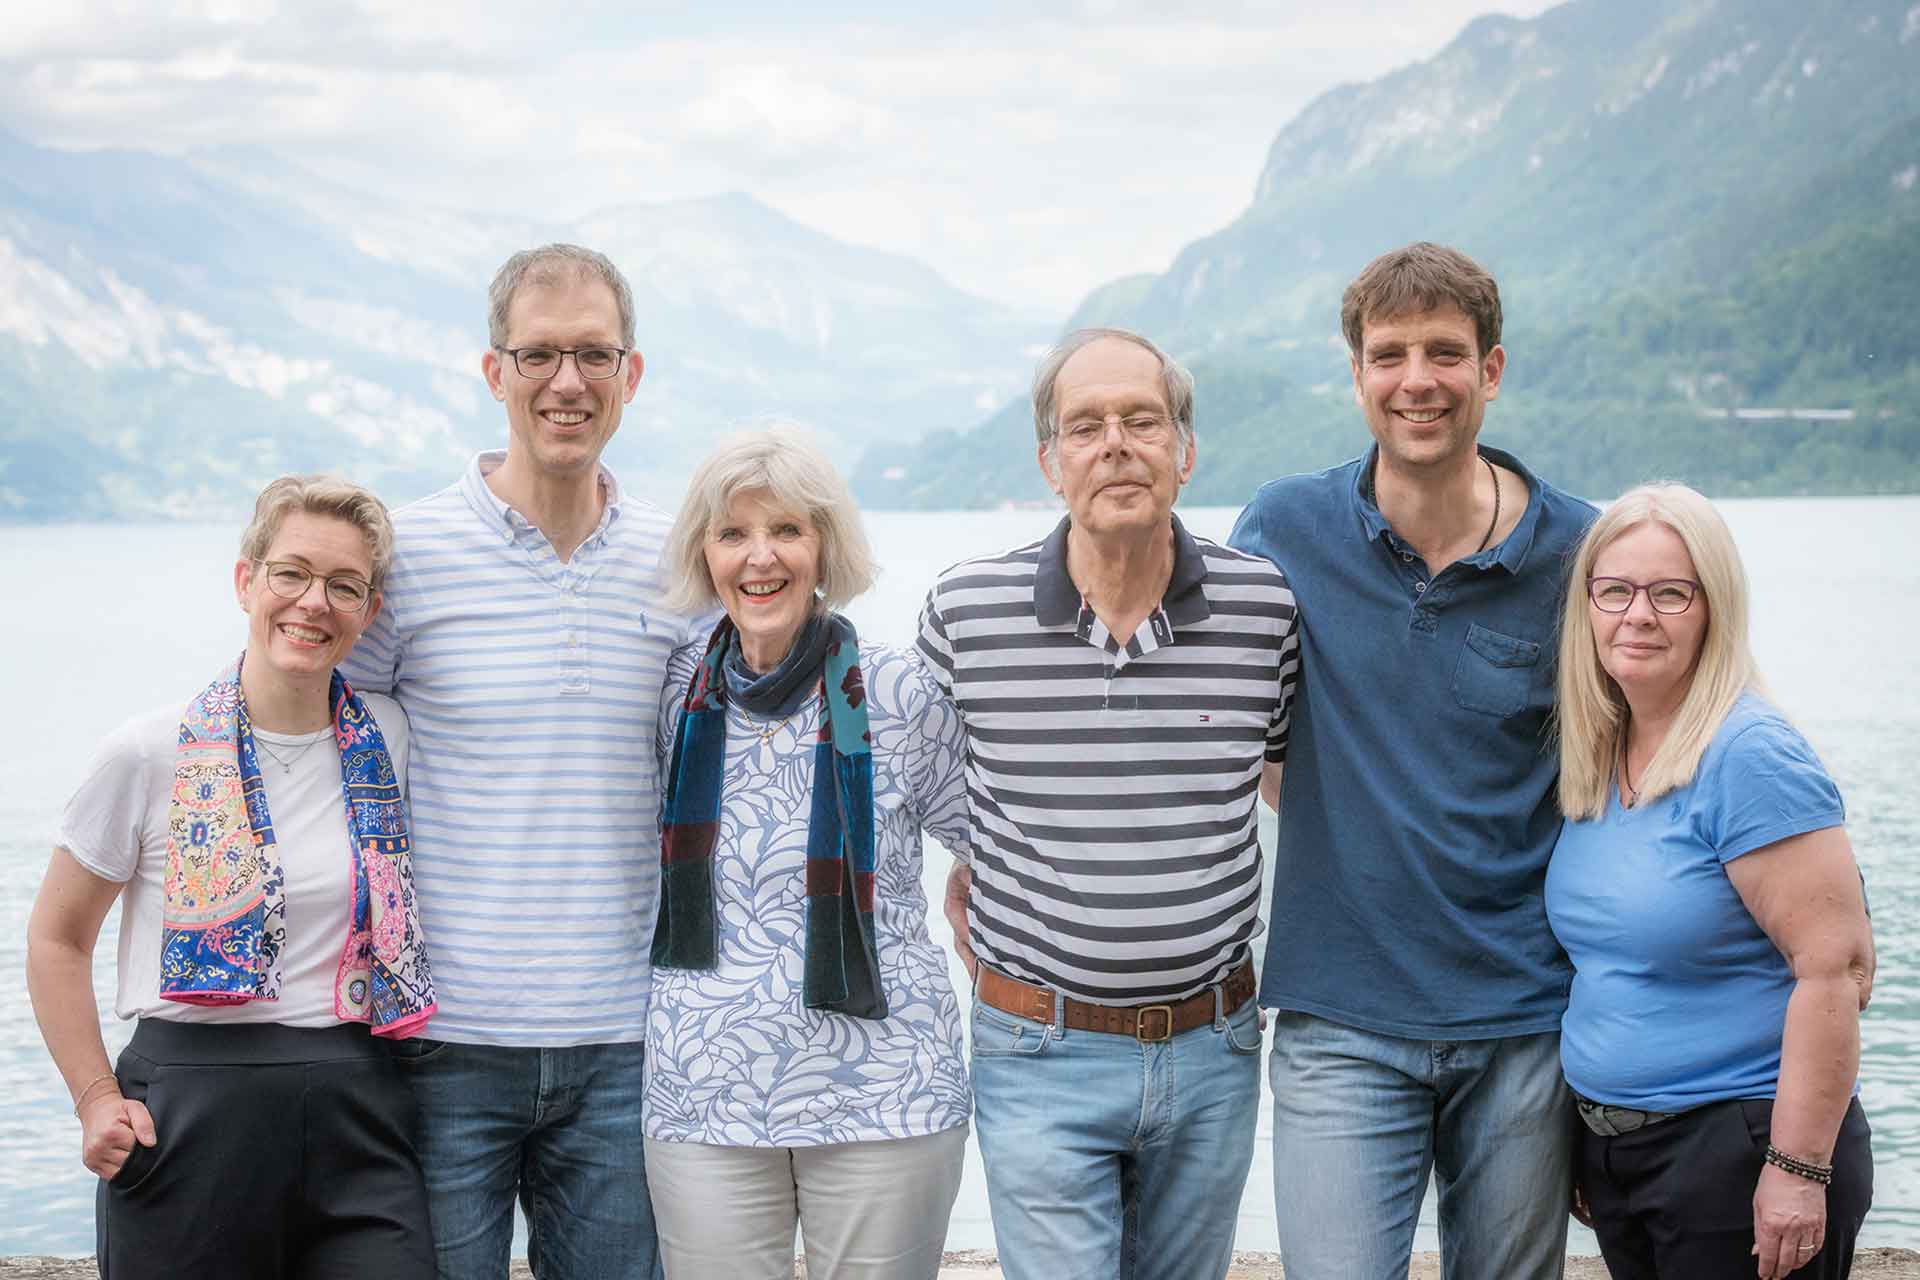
[4,1252,1916,1278]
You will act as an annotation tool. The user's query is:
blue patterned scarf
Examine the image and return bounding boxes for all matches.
[654,612,886,1019]
[161,659,436,1037]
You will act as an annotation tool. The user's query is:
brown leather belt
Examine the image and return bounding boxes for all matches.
[975,959,1256,1042]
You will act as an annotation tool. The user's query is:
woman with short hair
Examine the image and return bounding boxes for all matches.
[645,428,970,1280]
[1548,482,1874,1280]
[27,474,436,1277]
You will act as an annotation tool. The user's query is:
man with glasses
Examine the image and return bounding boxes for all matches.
[342,243,701,1279]
[922,327,1301,1279]
[1227,243,1597,1279]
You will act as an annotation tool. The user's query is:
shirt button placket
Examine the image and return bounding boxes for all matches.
[559,578,590,695]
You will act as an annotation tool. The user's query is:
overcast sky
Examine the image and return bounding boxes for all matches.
[3,0,1563,312]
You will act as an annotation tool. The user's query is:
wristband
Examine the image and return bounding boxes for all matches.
[1764,1143,1834,1186]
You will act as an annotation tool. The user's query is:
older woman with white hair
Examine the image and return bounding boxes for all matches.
[26,474,435,1277]
[644,428,971,1280]
[1546,482,1875,1280]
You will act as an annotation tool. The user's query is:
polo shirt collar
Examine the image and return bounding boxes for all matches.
[1032,512,1212,627]
[1352,443,1544,575]
[460,450,624,546]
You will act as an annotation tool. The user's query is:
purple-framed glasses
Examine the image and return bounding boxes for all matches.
[1587,576,1702,614]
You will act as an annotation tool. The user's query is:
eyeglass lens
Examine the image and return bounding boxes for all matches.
[262,563,372,611]
[511,348,625,379]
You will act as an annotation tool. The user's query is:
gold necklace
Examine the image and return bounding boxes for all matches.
[753,707,807,745]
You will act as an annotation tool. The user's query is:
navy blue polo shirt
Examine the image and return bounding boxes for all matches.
[1228,446,1596,1039]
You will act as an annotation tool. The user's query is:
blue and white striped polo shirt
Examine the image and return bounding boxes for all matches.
[341,451,708,1046]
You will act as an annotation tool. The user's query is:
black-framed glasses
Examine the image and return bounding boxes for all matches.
[254,561,376,613]
[1587,576,1701,614]
[495,346,629,380]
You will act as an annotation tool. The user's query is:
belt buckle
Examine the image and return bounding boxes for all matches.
[1135,1004,1174,1042]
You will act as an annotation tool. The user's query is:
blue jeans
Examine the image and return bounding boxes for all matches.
[389,1038,662,1280]
[971,986,1262,1280]
[1267,1011,1573,1280]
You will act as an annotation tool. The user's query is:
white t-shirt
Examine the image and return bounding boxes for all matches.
[56,692,411,1026]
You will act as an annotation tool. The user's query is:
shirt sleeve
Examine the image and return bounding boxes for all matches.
[1704,718,1846,864]
[657,643,699,772]
[899,657,972,864]
[1227,493,1269,565]
[364,693,411,803]
[340,584,402,696]
[1267,591,1301,765]
[54,716,157,884]
[913,585,956,700]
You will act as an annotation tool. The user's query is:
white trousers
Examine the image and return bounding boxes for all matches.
[645,1126,968,1280]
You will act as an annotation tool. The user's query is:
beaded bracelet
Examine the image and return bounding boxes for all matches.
[71,1072,119,1116]
[1764,1144,1835,1185]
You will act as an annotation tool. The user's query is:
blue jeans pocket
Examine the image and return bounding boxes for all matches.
[970,1004,1054,1057]
[1450,622,1540,717]
[1221,1003,1264,1055]
[385,1036,450,1065]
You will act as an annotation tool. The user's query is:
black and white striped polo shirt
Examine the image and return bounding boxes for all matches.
[916,514,1300,1003]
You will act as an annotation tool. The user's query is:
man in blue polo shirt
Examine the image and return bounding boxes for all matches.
[1229,242,1596,1279]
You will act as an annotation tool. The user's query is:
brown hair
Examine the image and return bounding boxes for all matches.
[1341,242,1502,360]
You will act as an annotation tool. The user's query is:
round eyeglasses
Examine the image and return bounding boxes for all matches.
[495,346,629,380]
[1586,576,1701,614]
[254,561,376,613]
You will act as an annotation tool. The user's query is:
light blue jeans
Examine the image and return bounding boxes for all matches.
[1267,1011,1573,1280]
[971,985,1263,1280]
[387,1038,663,1280]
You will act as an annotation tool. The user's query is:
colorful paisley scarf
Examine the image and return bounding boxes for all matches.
[654,611,886,1020]
[161,658,435,1037]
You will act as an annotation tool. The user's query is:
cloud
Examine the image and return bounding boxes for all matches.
[4,1,1564,309]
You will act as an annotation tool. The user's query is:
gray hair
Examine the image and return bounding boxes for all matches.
[1031,327,1196,473]
[663,426,878,616]
[486,244,637,349]
[238,474,395,590]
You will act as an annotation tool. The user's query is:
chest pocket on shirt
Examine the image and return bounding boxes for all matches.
[1450,622,1540,718]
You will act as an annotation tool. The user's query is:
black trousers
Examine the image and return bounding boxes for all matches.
[97,1019,435,1280]
[1580,1095,1874,1280]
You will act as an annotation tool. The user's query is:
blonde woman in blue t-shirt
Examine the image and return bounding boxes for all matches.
[1546,482,1875,1280]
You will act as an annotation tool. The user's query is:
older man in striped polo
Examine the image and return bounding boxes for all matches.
[342,244,707,1280]
[919,328,1301,1280]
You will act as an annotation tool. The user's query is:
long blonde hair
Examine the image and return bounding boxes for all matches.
[1556,483,1763,819]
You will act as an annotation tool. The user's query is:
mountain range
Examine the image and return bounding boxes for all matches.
[4,0,1917,523]
[0,134,1048,519]
[855,0,1920,507]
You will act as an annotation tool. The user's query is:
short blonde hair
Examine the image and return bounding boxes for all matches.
[238,474,395,590]
[1555,482,1763,819]
[663,427,877,616]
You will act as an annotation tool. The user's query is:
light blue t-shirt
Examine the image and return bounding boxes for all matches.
[1546,692,1846,1112]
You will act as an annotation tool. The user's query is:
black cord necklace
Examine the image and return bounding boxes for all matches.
[1366,453,1501,554]
[1619,733,1640,808]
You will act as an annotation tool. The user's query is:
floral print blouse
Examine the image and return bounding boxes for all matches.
[644,641,972,1146]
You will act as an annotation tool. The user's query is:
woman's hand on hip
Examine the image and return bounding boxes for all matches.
[80,1092,155,1181]
[1751,1162,1826,1279]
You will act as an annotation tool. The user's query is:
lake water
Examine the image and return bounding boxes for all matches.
[2,498,1915,1256]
